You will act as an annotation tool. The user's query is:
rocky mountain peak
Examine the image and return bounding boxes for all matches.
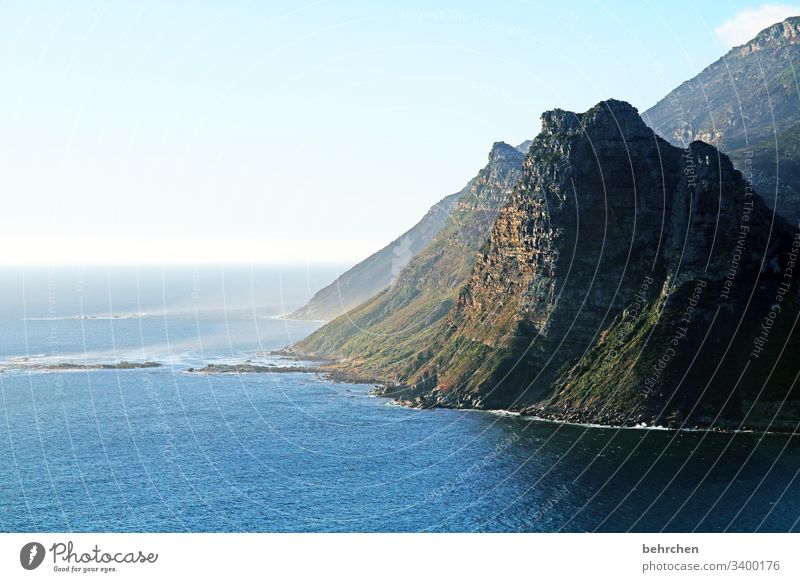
[488,141,525,164]
[581,99,654,139]
[540,99,654,143]
[737,15,800,54]
[539,107,582,136]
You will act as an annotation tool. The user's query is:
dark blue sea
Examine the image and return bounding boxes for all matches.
[0,266,798,532]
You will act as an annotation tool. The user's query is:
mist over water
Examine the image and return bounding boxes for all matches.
[0,265,341,364]
[0,265,345,318]
[0,266,798,532]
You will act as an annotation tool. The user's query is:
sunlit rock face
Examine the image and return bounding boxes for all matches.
[644,16,800,225]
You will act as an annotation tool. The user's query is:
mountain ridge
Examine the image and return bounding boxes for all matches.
[291,140,527,378]
[643,15,800,224]
[292,98,800,432]
[289,140,530,321]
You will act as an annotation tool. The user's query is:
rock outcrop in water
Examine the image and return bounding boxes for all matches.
[10,361,162,371]
[293,99,800,432]
[644,16,800,224]
[289,141,530,322]
[186,363,318,374]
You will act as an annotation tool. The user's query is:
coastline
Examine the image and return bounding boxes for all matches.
[270,350,800,436]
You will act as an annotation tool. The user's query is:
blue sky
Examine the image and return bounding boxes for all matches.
[1,0,798,265]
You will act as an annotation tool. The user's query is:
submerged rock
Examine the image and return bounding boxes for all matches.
[32,361,162,371]
[185,363,319,374]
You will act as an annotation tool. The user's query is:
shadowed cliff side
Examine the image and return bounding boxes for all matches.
[291,99,800,432]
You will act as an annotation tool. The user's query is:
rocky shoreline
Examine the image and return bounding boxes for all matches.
[277,352,799,434]
[52,345,782,434]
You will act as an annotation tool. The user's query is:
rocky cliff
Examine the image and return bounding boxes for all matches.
[289,141,530,321]
[295,99,800,432]
[644,16,800,224]
[291,141,526,376]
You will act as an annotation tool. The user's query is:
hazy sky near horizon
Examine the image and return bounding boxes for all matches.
[2,0,798,266]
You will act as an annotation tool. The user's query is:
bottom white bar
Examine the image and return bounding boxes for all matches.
[0,533,794,581]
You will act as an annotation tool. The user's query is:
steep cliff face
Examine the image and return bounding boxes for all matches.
[398,100,690,407]
[644,16,800,224]
[300,99,800,431]
[291,142,526,375]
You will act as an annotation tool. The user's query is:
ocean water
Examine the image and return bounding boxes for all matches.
[0,266,799,532]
